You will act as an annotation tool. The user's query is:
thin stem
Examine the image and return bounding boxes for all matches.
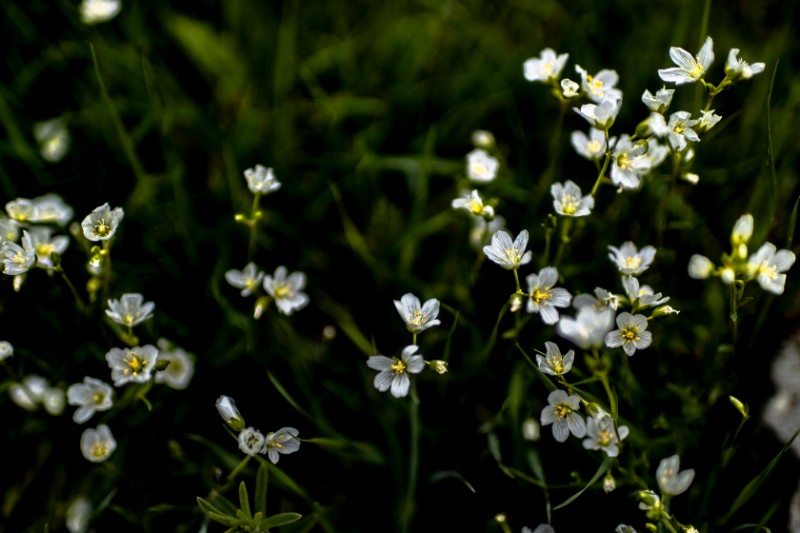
[102,240,112,305]
[513,269,521,293]
[591,134,613,197]
[553,217,573,267]
[401,382,420,533]
[56,266,88,314]
[412,333,417,346]
[247,193,262,262]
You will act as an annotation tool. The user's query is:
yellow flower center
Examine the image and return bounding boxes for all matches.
[467,199,484,215]
[123,353,148,376]
[542,60,554,76]
[586,140,602,154]
[471,162,488,179]
[624,256,642,270]
[532,289,551,303]
[92,393,105,405]
[274,284,291,298]
[36,243,54,256]
[560,194,579,215]
[391,359,407,374]
[408,310,426,326]
[13,251,27,264]
[689,61,704,79]
[759,261,778,280]
[504,247,521,264]
[616,152,633,171]
[586,75,605,97]
[622,326,640,343]
[598,429,613,447]
[90,441,109,458]
[555,404,572,419]
[547,355,563,374]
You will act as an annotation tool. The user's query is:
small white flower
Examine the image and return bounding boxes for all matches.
[725,48,765,81]
[105,345,159,386]
[466,148,499,183]
[27,227,69,269]
[695,109,722,133]
[659,36,715,85]
[561,78,580,98]
[526,267,572,324]
[42,387,66,415]
[664,111,700,152]
[608,241,656,275]
[154,340,195,390]
[263,266,309,315]
[571,128,611,161]
[33,193,74,226]
[656,454,695,496]
[642,87,675,113]
[575,65,622,103]
[523,48,568,83]
[105,293,155,328]
[573,96,622,130]
[6,198,40,223]
[616,525,637,533]
[81,203,124,241]
[80,424,116,462]
[34,119,70,163]
[80,0,121,24]
[367,345,425,398]
[747,242,796,295]
[394,293,441,334]
[646,138,670,168]
[610,135,651,190]
[0,341,13,361]
[583,416,629,457]
[66,497,91,533]
[536,341,574,376]
[262,427,301,464]
[1,230,36,275]
[67,377,113,424]
[688,254,714,279]
[216,395,245,431]
[0,216,19,245]
[244,164,281,195]
[731,214,754,245]
[451,190,494,219]
[238,427,266,456]
[540,389,586,443]
[483,229,532,270]
[605,312,652,356]
[621,275,669,309]
[551,180,594,217]
[9,375,49,411]
[557,306,615,350]
[522,418,541,441]
[471,130,495,148]
[225,262,265,297]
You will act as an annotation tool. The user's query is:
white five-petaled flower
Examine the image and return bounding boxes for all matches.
[540,389,586,443]
[725,48,765,81]
[80,424,116,462]
[225,262,265,297]
[1,230,36,275]
[238,427,266,456]
[466,148,499,183]
[27,227,69,269]
[244,164,282,195]
[688,255,714,280]
[367,345,425,398]
[263,266,309,315]
[67,377,114,424]
[561,78,580,98]
[80,0,121,24]
[573,96,622,130]
[526,267,572,324]
[583,416,629,457]
[33,193,74,226]
[551,180,594,217]
[523,48,569,83]
[0,216,19,245]
[575,65,622,103]
[536,341,574,376]
[656,454,695,496]
[34,119,71,163]
[216,395,245,431]
[695,109,722,134]
[154,339,195,390]
[483,229,532,270]
[608,241,656,275]
[0,341,12,361]
[621,276,670,309]
[571,128,611,161]
[557,306,615,349]
[605,312,652,356]
[642,87,675,113]
[262,427,301,464]
[610,135,651,190]
[663,111,700,152]
[106,293,155,328]
[81,203,124,241]
[451,190,494,219]
[394,293,441,334]
[658,36,715,85]
[105,345,158,386]
[747,242,795,295]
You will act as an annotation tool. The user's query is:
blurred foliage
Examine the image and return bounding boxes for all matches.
[2,0,800,531]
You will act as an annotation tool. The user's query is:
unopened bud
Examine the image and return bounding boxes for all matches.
[522,418,540,441]
[216,395,245,432]
[428,360,448,374]
[603,472,616,493]
[729,395,749,418]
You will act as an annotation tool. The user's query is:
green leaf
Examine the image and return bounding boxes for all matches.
[267,370,311,420]
[260,512,303,529]
[207,510,240,527]
[553,457,611,510]
[787,194,800,249]
[238,481,251,520]
[255,461,269,516]
[730,525,772,533]
[196,497,227,518]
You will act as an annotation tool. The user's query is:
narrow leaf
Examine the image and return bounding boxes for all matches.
[207,511,240,527]
[260,512,303,529]
[553,458,611,510]
[255,461,269,516]
[238,481,251,520]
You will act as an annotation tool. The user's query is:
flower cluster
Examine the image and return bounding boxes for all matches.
[216,395,301,464]
[226,264,310,316]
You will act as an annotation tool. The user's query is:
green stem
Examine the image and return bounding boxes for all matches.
[590,136,612,197]
[513,269,522,293]
[56,266,88,314]
[401,382,420,533]
[553,217,573,267]
[247,193,262,262]
[102,240,112,305]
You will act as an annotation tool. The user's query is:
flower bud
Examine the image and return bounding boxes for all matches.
[602,472,616,493]
[471,130,495,149]
[688,255,714,279]
[729,395,749,418]
[731,214,754,245]
[522,418,541,441]
[216,395,245,431]
[720,266,735,285]
[428,360,448,374]
[651,305,680,318]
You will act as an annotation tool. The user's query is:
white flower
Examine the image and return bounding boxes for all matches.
[42,387,66,415]
[81,203,124,241]
[466,148,499,183]
[583,416,629,457]
[105,345,159,386]
[526,267,572,324]
[1,230,36,275]
[471,130,495,148]
[27,227,69,269]
[244,164,281,195]
[608,241,656,275]
[574,96,622,130]
[536,341,574,376]
[610,135,651,190]
[621,275,669,309]
[522,418,541,441]
[0,216,18,245]
[605,312,652,356]
[154,340,195,390]
[646,138,670,168]
[659,36,715,85]
[67,377,113,424]
[571,128,610,161]
[262,427,301,464]
[616,525,637,533]
[696,109,722,133]
[551,180,594,217]
[9,375,49,411]
[367,344,425,398]
[540,389,586,442]
[80,424,116,462]
[483,229,532,270]
[34,119,70,162]
[0,340,13,361]
[105,293,155,328]
[216,395,244,431]
[34,194,74,226]
[575,65,622,103]
[557,306,615,349]
[725,48,765,81]
[66,497,91,533]
[656,454,695,496]
[747,242,795,295]
[451,190,494,219]
[80,0,121,24]
[237,427,265,456]
[642,87,675,113]
[731,214,754,245]
[263,266,309,315]
[394,293,441,334]
[664,111,700,152]
[688,254,714,279]
[6,198,39,222]
[523,48,568,83]
[561,78,580,98]
[225,262,265,297]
